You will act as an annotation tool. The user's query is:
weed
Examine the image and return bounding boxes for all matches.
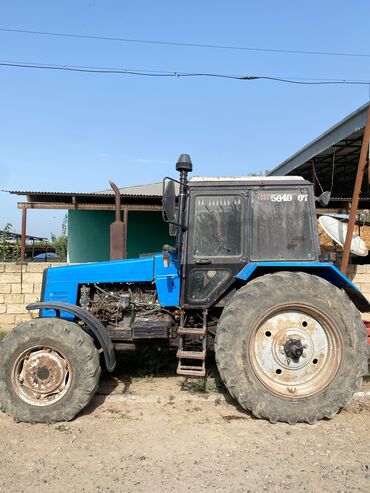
[182,377,225,394]
[0,332,7,342]
[214,397,222,406]
[55,425,71,433]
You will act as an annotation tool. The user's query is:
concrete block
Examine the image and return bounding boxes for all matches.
[352,274,370,284]
[0,273,22,284]
[351,264,367,274]
[4,293,24,304]
[26,263,50,273]
[0,313,15,324]
[0,294,4,304]
[6,304,28,314]
[0,284,11,294]
[11,284,22,293]
[33,284,42,295]
[4,263,23,273]
[22,273,44,284]
[0,305,6,314]
[0,264,5,273]
[21,283,34,294]
[24,294,39,304]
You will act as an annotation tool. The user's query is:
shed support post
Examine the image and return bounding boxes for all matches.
[341,106,370,274]
[17,205,27,264]
[123,206,128,259]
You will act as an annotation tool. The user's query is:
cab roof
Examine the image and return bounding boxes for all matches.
[188,176,310,187]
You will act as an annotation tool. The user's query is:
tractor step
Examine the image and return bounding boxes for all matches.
[177,327,206,336]
[176,310,208,379]
[177,367,206,377]
[176,350,206,360]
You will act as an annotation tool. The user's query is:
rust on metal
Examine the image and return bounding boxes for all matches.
[341,105,370,274]
[109,180,126,260]
[250,306,341,399]
[17,201,162,211]
[12,346,71,406]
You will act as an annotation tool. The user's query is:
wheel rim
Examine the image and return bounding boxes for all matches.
[11,346,72,406]
[249,305,342,399]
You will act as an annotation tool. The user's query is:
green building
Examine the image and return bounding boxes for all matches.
[8,182,173,263]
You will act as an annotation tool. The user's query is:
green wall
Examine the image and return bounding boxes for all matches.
[68,210,173,263]
[126,211,173,258]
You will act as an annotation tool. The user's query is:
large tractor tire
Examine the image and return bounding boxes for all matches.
[0,318,101,423]
[215,271,368,424]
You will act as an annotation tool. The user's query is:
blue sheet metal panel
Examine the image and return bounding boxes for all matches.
[236,261,359,291]
[235,262,370,312]
[154,253,180,307]
[42,256,155,318]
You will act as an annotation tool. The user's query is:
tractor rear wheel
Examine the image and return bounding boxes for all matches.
[215,271,367,424]
[0,318,101,423]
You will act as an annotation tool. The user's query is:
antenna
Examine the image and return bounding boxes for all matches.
[319,216,368,256]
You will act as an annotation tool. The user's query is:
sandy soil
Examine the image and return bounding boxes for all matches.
[0,371,369,493]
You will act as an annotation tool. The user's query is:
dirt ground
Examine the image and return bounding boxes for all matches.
[0,363,369,493]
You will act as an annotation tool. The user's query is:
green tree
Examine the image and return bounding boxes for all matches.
[0,223,13,261]
[50,215,68,260]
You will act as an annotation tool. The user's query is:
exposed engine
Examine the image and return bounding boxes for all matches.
[79,283,159,327]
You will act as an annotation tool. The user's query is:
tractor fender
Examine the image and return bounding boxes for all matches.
[235,262,370,313]
[26,301,116,372]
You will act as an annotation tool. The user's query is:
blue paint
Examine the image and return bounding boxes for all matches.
[154,252,181,306]
[42,253,180,319]
[235,261,370,312]
[236,261,360,291]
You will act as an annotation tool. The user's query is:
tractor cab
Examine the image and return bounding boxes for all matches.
[163,155,320,308]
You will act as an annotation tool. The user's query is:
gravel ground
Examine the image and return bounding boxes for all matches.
[0,370,369,493]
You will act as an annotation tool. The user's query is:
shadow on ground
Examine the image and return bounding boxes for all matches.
[79,346,254,419]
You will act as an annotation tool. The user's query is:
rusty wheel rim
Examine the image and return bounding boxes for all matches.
[11,346,72,406]
[249,305,342,399]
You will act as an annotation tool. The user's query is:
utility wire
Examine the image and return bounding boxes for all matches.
[1,60,370,86]
[1,27,370,59]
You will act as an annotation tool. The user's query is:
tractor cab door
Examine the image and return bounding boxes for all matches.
[183,190,246,307]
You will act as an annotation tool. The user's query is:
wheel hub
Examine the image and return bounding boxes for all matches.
[12,346,71,406]
[284,338,304,362]
[249,308,342,398]
[22,350,67,394]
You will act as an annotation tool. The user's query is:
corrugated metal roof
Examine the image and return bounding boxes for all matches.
[3,182,164,198]
[95,182,163,196]
[269,102,369,177]
[190,176,304,182]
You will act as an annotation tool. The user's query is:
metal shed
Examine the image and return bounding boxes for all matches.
[5,182,172,263]
[269,102,370,273]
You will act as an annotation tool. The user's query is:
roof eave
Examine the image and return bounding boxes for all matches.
[269,102,370,176]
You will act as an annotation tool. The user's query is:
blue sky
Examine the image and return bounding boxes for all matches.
[0,1,369,238]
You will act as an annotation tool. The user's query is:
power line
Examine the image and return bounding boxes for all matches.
[1,59,370,86]
[1,27,370,59]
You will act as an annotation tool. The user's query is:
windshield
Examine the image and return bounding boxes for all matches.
[250,189,315,261]
[192,195,242,257]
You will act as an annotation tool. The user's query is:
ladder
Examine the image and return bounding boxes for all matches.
[176,309,207,377]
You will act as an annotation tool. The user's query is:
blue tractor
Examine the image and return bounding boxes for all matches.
[0,154,368,424]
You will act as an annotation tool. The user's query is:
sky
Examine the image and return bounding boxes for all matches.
[0,1,369,238]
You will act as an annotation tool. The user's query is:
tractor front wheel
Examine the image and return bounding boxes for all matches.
[215,271,367,424]
[0,318,101,423]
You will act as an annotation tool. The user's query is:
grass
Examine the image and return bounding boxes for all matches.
[0,331,6,342]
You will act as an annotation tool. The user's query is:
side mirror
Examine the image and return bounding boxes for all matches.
[317,191,331,207]
[162,179,177,222]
